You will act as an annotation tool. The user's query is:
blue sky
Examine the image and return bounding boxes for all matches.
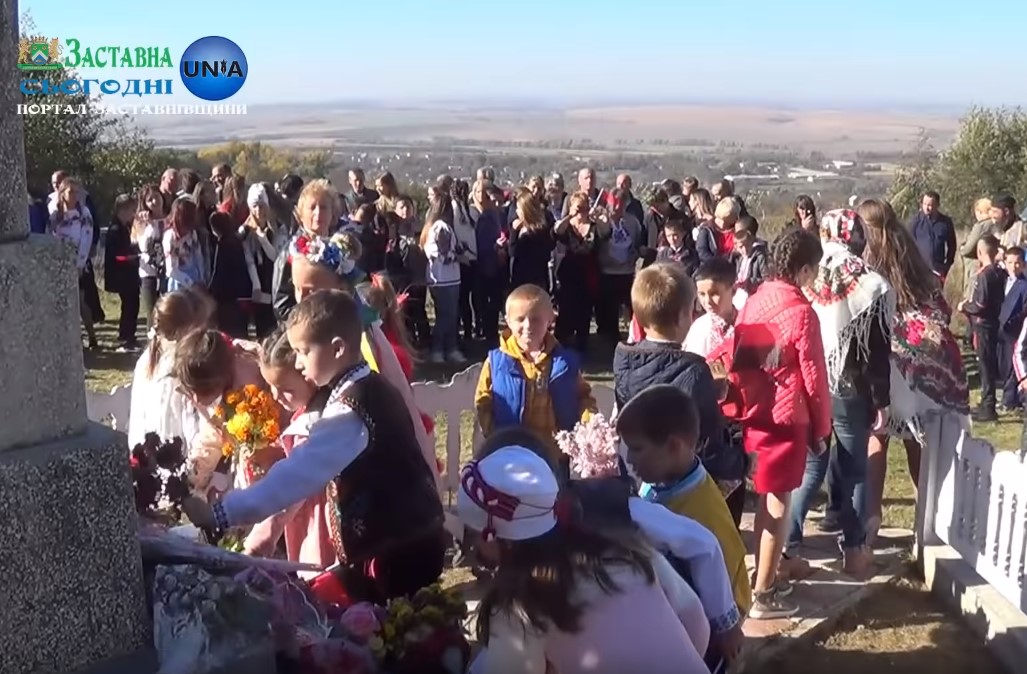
[21,0,1027,108]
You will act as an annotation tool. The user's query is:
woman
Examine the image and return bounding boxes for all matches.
[134,184,167,326]
[790,209,894,578]
[163,197,207,291]
[452,179,479,342]
[192,179,218,234]
[49,176,98,348]
[421,193,464,363]
[859,198,970,545]
[688,188,716,242]
[241,184,285,338]
[375,171,401,216]
[554,191,608,353]
[510,187,556,293]
[218,174,249,227]
[471,184,509,346]
[208,211,252,338]
[792,195,818,232]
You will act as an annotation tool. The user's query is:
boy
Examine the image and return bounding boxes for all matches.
[475,283,596,463]
[999,246,1027,410]
[616,385,751,623]
[733,214,769,308]
[103,193,141,351]
[184,289,446,603]
[685,257,737,362]
[656,214,698,276]
[959,234,1007,421]
[613,264,748,524]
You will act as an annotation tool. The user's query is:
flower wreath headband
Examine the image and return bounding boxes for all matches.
[290,232,364,285]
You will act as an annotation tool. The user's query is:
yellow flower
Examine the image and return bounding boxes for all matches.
[221,441,234,458]
[226,411,252,440]
[225,391,242,406]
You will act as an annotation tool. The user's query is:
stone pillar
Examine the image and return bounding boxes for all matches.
[0,3,152,673]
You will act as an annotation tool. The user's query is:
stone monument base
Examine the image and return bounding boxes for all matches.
[0,424,150,674]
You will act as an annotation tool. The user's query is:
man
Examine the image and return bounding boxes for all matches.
[996,195,1026,249]
[682,176,699,197]
[998,247,1027,410]
[159,168,179,215]
[711,178,733,201]
[178,169,201,197]
[347,168,380,211]
[561,167,600,217]
[909,191,957,283]
[476,167,495,183]
[663,179,688,213]
[544,172,566,220]
[211,163,232,201]
[615,173,645,225]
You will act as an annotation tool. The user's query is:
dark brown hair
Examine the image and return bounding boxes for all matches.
[146,288,215,377]
[859,198,939,312]
[616,384,700,447]
[771,228,822,283]
[173,329,234,400]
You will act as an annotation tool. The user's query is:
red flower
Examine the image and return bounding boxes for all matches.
[295,236,310,255]
[130,455,140,470]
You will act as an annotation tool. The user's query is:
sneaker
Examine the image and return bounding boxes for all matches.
[446,349,467,364]
[749,589,799,620]
[972,408,998,423]
[750,571,794,597]
[429,351,445,364]
[816,516,842,534]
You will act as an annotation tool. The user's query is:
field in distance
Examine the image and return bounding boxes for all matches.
[139,102,960,154]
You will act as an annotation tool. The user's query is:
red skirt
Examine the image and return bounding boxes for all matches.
[743,423,809,494]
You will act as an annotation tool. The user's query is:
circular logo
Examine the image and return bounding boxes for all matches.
[179,36,247,101]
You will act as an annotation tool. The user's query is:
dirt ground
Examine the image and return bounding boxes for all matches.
[761,574,1005,674]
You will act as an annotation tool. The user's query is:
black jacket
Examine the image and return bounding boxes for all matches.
[841,313,892,411]
[613,339,746,482]
[103,220,139,294]
[965,264,1007,330]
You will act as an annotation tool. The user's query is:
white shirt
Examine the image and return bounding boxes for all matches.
[221,365,371,527]
[48,206,94,271]
[422,220,462,286]
[137,219,164,278]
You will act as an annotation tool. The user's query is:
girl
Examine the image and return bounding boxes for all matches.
[452,179,480,343]
[374,171,400,216]
[241,183,284,338]
[251,327,330,575]
[218,174,250,227]
[421,193,464,363]
[792,195,818,232]
[461,445,710,674]
[48,177,97,349]
[134,184,166,327]
[732,227,830,619]
[391,197,432,347]
[208,211,252,338]
[127,287,216,452]
[791,209,895,578]
[860,198,970,546]
[163,197,207,291]
[288,228,440,483]
[696,198,738,264]
[471,183,509,347]
[689,188,716,242]
[104,193,142,350]
[192,179,218,236]
[510,187,555,294]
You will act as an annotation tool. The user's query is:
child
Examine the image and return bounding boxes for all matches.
[733,214,769,308]
[104,193,141,351]
[656,214,698,277]
[459,444,711,674]
[695,198,738,264]
[613,264,747,524]
[732,227,830,619]
[134,184,166,328]
[253,327,333,576]
[163,197,206,291]
[685,257,738,361]
[615,386,750,629]
[421,193,464,363]
[49,176,97,348]
[474,284,596,464]
[392,196,432,348]
[184,289,446,604]
[959,234,1006,421]
[999,246,1027,410]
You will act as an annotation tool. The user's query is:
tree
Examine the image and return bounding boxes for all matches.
[197,141,334,184]
[887,129,937,222]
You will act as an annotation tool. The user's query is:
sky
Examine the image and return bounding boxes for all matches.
[20,0,1027,109]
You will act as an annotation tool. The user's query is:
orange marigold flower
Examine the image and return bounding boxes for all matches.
[243,384,260,398]
[225,391,242,405]
[236,402,250,415]
[262,419,281,440]
[213,405,225,419]
[221,442,234,458]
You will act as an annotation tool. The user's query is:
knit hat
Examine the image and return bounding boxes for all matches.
[247,183,269,209]
[457,447,559,542]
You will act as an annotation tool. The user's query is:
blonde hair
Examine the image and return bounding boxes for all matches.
[505,283,553,314]
[714,197,740,221]
[516,188,546,232]
[567,190,590,217]
[146,288,216,378]
[631,263,695,334]
[974,197,993,221]
[297,179,342,234]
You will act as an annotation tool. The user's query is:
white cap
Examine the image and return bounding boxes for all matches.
[247,183,269,209]
[457,447,559,542]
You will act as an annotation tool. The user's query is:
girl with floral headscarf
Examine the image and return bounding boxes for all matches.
[791,209,895,578]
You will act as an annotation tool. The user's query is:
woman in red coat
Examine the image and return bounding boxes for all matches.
[732,227,831,620]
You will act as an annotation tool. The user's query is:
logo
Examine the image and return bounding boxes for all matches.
[179,36,246,102]
[17,37,62,71]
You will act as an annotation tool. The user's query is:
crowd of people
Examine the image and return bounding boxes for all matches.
[38,159,1027,673]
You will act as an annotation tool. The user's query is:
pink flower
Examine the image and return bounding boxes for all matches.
[340,602,380,641]
[555,414,620,479]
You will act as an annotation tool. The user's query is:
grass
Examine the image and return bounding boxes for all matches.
[764,570,1006,673]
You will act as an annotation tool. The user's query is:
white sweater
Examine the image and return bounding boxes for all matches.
[422,220,462,286]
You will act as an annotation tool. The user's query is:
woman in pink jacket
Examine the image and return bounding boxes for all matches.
[732,227,831,620]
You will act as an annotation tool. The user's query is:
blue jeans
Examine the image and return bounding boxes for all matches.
[430,284,460,354]
[788,394,870,550]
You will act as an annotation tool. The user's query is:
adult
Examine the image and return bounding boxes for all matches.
[544,172,567,221]
[665,179,688,214]
[595,188,643,342]
[159,168,180,215]
[995,195,1026,248]
[47,169,97,221]
[859,198,970,546]
[476,167,495,183]
[509,187,556,293]
[163,197,207,292]
[554,191,607,352]
[179,169,201,198]
[561,167,600,217]
[960,198,1003,311]
[218,174,250,227]
[711,178,733,202]
[49,176,98,348]
[791,195,817,232]
[241,184,287,338]
[347,168,379,211]
[374,171,401,215]
[211,163,233,202]
[643,188,680,254]
[615,173,646,225]
[909,191,956,284]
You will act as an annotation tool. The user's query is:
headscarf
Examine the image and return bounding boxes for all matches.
[806,209,896,394]
[247,183,269,210]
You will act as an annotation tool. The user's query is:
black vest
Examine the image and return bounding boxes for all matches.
[323,372,443,562]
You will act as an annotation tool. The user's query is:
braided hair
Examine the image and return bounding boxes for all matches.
[771,227,822,284]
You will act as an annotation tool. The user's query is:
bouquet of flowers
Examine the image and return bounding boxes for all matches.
[214,384,282,483]
[367,584,470,674]
[131,433,192,522]
[555,413,621,479]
